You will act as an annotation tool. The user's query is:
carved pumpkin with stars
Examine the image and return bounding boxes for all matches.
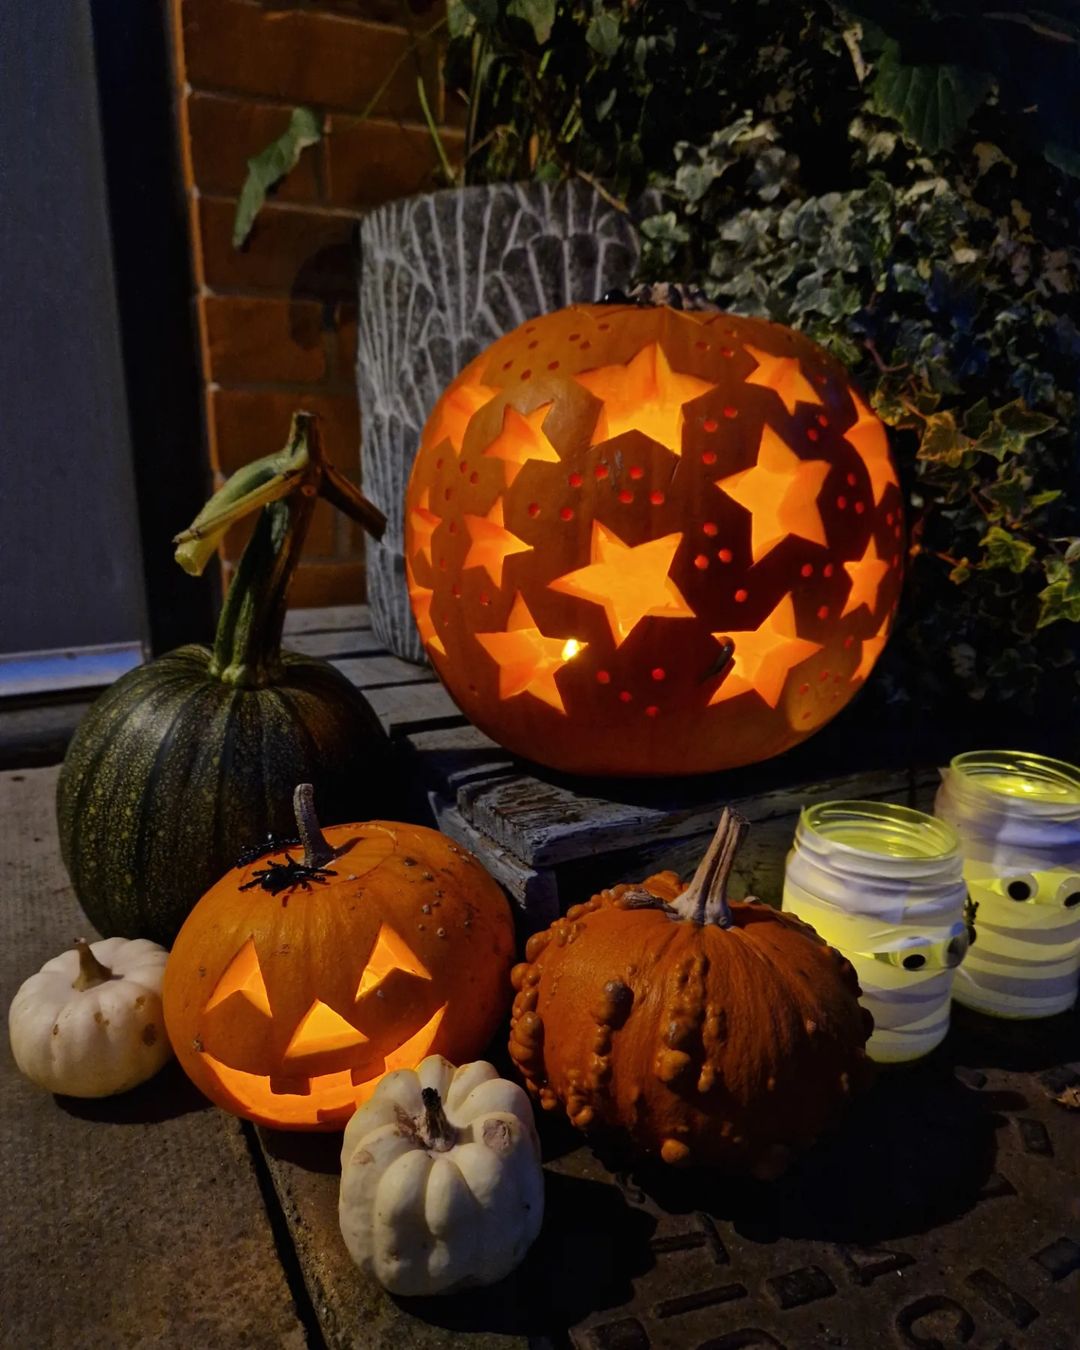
[162,788,516,1130]
[405,302,902,777]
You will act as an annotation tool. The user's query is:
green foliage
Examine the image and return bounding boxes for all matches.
[870,41,991,154]
[841,2,1080,173]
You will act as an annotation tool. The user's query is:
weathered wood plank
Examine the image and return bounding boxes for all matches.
[431,803,560,929]
[287,628,384,659]
[332,655,438,690]
[283,603,371,635]
[462,767,928,869]
[364,682,466,740]
[404,724,516,797]
[541,768,940,914]
[0,768,307,1350]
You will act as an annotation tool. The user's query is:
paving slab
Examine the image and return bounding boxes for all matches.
[0,767,308,1350]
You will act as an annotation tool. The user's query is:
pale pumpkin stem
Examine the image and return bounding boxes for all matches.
[293,783,338,869]
[72,939,117,991]
[419,1087,456,1152]
[671,808,748,928]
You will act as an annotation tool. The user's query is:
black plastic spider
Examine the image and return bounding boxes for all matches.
[239,854,337,896]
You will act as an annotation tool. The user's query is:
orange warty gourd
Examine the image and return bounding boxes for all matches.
[509,809,873,1176]
[163,786,515,1130]
[405,294,903,777]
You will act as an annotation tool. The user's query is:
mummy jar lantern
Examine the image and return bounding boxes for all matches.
[783,801,970,1063]
[404,300,903,776]
[935,751,1080,1020]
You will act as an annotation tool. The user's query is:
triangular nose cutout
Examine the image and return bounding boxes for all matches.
[205,936,272,1017]
[356,923,432,999]
[284,1000,369,1060]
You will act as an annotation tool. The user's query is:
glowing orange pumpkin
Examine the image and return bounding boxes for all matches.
[162,786,515,1129]
[404,300,902,776]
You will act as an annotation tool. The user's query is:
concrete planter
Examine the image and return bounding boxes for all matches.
[356,179,646,664]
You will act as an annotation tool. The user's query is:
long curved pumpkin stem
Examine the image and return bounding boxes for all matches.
[293,783,338,869]
[671,808,748,928]
[177,412,387,688]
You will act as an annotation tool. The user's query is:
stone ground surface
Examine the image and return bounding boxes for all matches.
[0,767,307,1350]
[4,761,1079,1350]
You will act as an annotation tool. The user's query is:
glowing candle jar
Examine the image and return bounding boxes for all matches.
[783,801,969,1063]
[935,751,1080,1020]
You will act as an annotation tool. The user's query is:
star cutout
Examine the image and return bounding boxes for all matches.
[406,562,445,655]
[483,403,561,485]
[716,424,831,563]
[845,390,899,506]
[842,536,891,618]
[549,523,694,647]
[852,615,891,682]
[463,499,532,589]
[408,489,441,565]
[425,376,499,456]
[573,342,716,455]
[475,594,586,715]
[708,594,823,708]
[743,345,824,416]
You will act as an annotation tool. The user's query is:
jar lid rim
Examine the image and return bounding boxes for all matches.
[949,750,1080,799]
[799,799,960,860]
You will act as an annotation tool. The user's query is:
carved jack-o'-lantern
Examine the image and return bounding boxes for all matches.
[405,298,903,776]
[163,787,515,1129]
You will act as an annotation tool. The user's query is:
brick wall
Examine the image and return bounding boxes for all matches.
[169,0,463,607]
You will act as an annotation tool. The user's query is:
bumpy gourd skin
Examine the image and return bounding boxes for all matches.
[510,872,874,1177]
[57,646,388,946]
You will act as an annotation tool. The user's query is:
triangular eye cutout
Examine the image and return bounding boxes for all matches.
[356,923,432,999]
[284,1001,369,1060]
[205,937,272,1017]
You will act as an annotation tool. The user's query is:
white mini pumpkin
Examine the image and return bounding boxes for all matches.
[8,937,172,1096]
[338,1054,544,1296]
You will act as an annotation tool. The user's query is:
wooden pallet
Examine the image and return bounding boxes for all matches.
[295,606,938,930]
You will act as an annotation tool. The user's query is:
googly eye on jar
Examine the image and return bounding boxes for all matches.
[783,800,969,1064]
[935,751,1080,1020]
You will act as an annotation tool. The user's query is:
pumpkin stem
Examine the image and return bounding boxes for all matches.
[198,413,386,688]
[72,939,117,991]
[293,783,339,869]
[419,1087,456,1152]
[671,808,748,928]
